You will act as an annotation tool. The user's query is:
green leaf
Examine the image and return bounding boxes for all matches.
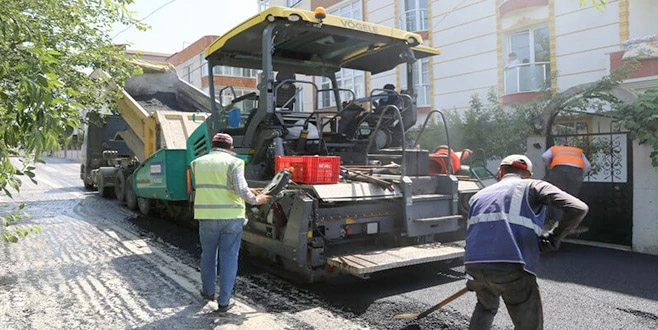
[2,232,19,243]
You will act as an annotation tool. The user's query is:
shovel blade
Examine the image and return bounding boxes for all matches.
[393,313,419,320]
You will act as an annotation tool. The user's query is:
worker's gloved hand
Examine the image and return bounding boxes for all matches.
[255,193,271,205]
[539,234,560,253]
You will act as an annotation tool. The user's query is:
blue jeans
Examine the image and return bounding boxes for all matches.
[198,219,243,305]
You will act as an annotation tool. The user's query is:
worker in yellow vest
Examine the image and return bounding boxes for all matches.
[542,145,591,233]
[191,132,270,312]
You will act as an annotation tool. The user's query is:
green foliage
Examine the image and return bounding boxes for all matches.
[1,203,40,243]
[412,90,543,158]
[0,0,144,240]
[617,89,658,167]
[580,0,606,9]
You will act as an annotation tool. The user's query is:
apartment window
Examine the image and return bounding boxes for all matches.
[333,0,362,19]
[318,0,364,108]
[413,58,430,106]
[202,60,208,76]
[184,65,192,83]
[403,0,428,32]
[258,0,269,11]
[215,88,258,109]
[212,66,256,78]
[319,69,365,108]
[504,26,550,94]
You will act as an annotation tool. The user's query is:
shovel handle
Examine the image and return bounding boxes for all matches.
[416,287,469,320]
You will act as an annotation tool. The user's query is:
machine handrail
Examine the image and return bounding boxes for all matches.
[415,109,452,175]
[217,86,237,106]
[365,105,407,180]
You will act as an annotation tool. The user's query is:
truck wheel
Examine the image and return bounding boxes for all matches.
[84,179,94,191]
[458,193,473,218]
[114,171,126,202]
[97,170,114,198]
[137,198,151,216]
[125,176,137,210]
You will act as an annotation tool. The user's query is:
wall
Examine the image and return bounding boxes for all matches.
[433,0,497,112]
[632,142,658,255]
[553,1,621,90]
[46,150,82,162]
[174,55,204,88]
[628,0,656,39]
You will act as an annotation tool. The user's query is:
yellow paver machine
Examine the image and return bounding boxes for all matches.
[184,6,470,281]
[127,6,474,282]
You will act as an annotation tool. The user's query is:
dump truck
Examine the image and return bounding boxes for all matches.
[80,60,210,215]
[125,7,475,282]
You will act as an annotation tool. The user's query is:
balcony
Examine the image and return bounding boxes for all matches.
[504,61,550,94]
[398,8,428,32]
[610,51,658,80]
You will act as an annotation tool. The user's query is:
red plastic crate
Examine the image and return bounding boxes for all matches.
[274,155,341,184]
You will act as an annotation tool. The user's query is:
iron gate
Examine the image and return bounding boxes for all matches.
[549,132,633,246]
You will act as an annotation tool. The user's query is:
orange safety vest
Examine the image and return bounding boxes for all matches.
[429,148,461,175]
[550,146,585,169]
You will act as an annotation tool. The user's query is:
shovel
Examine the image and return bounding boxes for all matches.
[393,287,469,321]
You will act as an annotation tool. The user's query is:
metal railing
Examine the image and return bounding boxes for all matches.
[398,8,428,32]
[503,61,550,94]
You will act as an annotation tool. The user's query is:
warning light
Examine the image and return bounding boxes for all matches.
[314,7,326,20]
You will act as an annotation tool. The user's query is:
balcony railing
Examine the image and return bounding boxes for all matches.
[398,8,428,32]
[504,62,550,94]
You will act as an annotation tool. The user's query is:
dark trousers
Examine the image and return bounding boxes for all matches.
[545,165,584,228]
[465,265,543,330]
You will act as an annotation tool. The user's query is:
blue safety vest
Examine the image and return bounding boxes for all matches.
[464,175,546,275]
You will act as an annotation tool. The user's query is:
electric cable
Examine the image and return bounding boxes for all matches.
[112,0,180,39]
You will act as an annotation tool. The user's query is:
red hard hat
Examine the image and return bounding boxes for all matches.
[212,133,233,145]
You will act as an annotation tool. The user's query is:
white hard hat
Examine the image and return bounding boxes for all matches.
[500,154,533,172]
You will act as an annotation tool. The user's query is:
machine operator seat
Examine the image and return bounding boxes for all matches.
[275,71,296,110]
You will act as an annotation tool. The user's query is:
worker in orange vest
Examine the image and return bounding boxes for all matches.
[542,145,591,232]
[429,145,462,175]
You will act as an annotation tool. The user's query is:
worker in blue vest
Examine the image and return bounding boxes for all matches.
[464,154,588,330]
[191,132,270,312]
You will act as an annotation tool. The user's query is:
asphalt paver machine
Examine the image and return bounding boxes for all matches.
[134,6,471,281]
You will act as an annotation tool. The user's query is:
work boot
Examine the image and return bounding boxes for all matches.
[216,302,235,313]
[200,290,215,301]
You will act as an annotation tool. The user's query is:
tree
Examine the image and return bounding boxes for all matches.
[0,0,144,241]
[617,89,658,166]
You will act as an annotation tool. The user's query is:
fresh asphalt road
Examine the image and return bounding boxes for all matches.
[4,157,657,329]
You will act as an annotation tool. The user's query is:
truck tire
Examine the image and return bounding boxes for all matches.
[114,171,126,202]
[97,170,114,198]
[137,198,151,216]
[81,165,95,190]
[125,176,138,210]
[458,192,473,218]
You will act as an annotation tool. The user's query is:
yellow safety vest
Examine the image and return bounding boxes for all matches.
[191,150,245,220]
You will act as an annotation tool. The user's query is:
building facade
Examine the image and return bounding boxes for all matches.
[167,35,259,108]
